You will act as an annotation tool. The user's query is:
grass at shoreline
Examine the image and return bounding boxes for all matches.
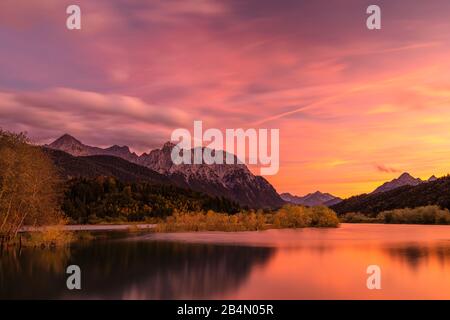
[3,229,97,249]
[3,228,138,249]
[3,205,338,248]
[154,205,340,232]
[6,205,450,249]
[340,205,450,225]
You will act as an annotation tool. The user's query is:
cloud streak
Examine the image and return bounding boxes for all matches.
[0,88,191,152]
[375,164,401,174]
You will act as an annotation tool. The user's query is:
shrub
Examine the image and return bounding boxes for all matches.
[22,228,74,248]
[310,206,341,227]
[155,210,265,232]
[377,205,450,225]
[155,206,340,233]
[273,205,339,228]
[340,212,380,223]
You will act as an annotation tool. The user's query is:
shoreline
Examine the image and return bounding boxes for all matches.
[19,224,156,232]
[18,222,450,234]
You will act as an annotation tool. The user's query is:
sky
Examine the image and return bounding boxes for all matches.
[1,0,450,198]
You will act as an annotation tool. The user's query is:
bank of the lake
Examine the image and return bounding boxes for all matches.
[20,223,156,232]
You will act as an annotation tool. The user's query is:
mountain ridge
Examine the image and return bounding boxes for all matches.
[331,174,450,215]
[46,134,284,208]
[371,172,437,194]
[47,134,139,162]
[43,148,171,185]
[280,191,342,207]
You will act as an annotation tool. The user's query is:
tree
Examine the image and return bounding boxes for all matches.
[0,130,62,240]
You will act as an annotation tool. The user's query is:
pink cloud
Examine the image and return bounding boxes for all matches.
[0,88,192,152]
[1,0,450,196]
[375,165,401,174]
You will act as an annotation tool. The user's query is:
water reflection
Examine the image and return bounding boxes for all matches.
[0,238,275,299]
[3,225,450,299]
[386,243,450,270]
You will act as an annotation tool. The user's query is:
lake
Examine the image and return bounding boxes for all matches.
[2,223,450,299]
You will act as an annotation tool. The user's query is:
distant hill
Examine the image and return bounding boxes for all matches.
[280,191,342,207]
[44,148,171,185]
[47,134,139,162]
[371,172,428,193]
[62,177,241,223]
[323,197,344,207]
[331,175,450,216]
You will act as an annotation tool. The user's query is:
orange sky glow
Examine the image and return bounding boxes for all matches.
[1,0,450,198]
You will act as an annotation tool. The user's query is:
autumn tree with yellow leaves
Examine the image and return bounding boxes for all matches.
[0,130,63,241]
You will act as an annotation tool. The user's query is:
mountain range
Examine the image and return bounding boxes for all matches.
[47,134,139,162]
[280,191,342,207]
[45,134,444,211]
[281,172,440,209]
[331,174,450,215]
[371,172,437,193]
[46,134,285,209]
[44,148,171,185]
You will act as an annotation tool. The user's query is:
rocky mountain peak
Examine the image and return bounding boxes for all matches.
[372,172,423,194]
[162,141,176,150]
[47,134,90,156]
[46,135,284,208]
[49,134,82,148]
[106,145,130,152]
[398,172,415,181]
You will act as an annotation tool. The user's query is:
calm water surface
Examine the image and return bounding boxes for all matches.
[2,224,450,299]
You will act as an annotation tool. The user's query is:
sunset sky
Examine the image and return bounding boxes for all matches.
[1,0,450,198]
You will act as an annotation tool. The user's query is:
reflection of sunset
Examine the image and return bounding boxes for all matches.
[3,225,450,299]
[143,225,450,299]
[228,246,450,299]
[218,225,450,299]
[1,1,450,197]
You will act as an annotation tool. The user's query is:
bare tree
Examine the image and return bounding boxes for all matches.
[0,130,62,241]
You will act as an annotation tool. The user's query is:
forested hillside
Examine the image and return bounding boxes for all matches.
[62,177,241,223]
[332,175,450,215]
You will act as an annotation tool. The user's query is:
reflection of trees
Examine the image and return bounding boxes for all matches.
[385,242,450,270]
[0,240,275,299]
[0,247,71,299]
